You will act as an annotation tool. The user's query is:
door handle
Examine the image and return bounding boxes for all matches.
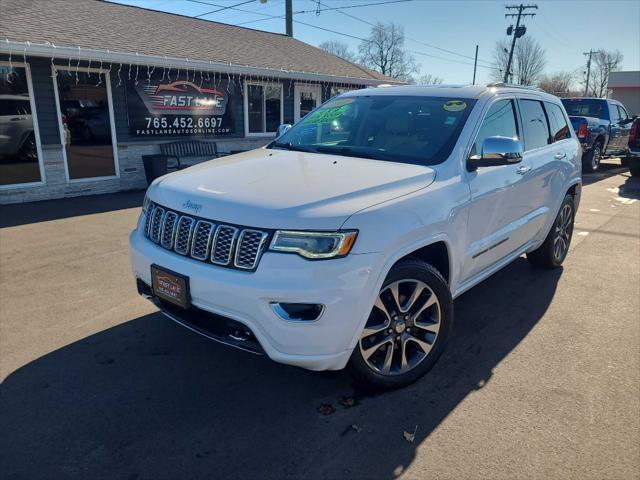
[516,165,531,175]
[554,152,567,160]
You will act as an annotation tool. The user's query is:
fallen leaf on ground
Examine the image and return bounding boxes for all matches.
[403,425,418,443]
[318,403,336,416]
[351,424,361,433]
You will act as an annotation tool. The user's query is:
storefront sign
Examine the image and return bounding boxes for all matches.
[126,73,236,137]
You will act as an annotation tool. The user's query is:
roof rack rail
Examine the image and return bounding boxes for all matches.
[486,82,543,91]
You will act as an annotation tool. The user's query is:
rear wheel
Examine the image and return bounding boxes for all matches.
[582,141,602,173]
[630,161,640,177]
[348,259,452,391]
[527,194,575,268]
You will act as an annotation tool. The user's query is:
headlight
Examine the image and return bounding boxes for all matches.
[269,230,358,259]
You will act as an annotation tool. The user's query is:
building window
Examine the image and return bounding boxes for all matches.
[244,81,282,135]
[0,63,44,187]
[330,86,356,98]
[54,68,119,181]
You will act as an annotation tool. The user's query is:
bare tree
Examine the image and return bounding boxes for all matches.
[418,73,444,85]
[318,40,357,63]
[492,37,546,85]
[537,72,575,95]
[583,50,623,98]
[358,22,417,82]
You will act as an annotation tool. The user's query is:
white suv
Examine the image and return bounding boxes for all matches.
[130,84,581,390]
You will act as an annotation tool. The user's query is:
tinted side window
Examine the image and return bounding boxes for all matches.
[545,102,571,141]
[520,99,550,150]
[473,99,519,156]
[0,99,17,116]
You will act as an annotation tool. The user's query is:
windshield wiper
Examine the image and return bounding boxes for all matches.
[270,142,316,153]
[314,145,384,161]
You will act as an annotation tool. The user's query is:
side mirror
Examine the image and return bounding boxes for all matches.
[276,124,292,137]
[468,136,524,169]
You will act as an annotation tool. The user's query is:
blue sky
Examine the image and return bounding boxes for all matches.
[111,0,640,85]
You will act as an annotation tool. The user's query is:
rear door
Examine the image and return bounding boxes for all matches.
[606,101,624,152]
[463,97,534,280]
[511,98,554,245]
[616,104,632,149]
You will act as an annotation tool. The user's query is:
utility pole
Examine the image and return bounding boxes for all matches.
[583,49,596,96]
[503,3,537,83]
[472,45,478,85]
[285,0,293,37]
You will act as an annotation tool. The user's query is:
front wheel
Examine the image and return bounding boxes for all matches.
[527,194,575,268]
[348,259,452,391]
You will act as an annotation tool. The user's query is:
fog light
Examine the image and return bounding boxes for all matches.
[271,302,324,321]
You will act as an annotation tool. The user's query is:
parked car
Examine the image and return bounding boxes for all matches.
[627,117,640,177]
[130,84,582,390]
[561,97,634,172]
[0,94,36,162]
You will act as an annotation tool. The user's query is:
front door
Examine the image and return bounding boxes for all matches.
[294,84,321,122]
[55,68,119,181]
[463,98,534,281]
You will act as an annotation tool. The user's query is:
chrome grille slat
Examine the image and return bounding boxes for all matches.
[235,229,269,270]
[149,206,165,243]
[174,216,195,255]
[160,211,179,249]
[212,226,239,265]
[191,221,215,260]
[142,202,267,271]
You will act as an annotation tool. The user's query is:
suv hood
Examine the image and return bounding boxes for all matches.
[151,148,436,230]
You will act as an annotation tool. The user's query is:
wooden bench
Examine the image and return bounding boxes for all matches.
[160,140,219,169]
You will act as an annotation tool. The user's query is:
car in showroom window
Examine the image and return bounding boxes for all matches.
[270,95,476,166]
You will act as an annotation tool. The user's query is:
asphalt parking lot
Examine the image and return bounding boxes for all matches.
[1,160,639,480]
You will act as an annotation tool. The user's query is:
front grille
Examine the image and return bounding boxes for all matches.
[235,230,269,270]
[142,202,270,272]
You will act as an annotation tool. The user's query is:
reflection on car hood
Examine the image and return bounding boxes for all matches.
[151,148,436,230]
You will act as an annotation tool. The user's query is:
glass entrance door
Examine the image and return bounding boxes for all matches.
[55,70,118,180]
[0,63,43,187]
[294,84,321,122]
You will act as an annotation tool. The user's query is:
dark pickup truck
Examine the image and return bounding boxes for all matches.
[561,97,634,172]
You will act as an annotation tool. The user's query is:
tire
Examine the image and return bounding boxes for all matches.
[527,194,575,268]
[18,133,37,162]
[347,258,453,391]
[582,141,602,173]
[630,162,640,177]
[621,156,628,167]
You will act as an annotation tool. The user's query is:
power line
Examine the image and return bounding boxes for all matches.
[194,0,257,18]
[314,0,493,66]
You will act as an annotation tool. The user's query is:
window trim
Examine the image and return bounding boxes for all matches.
[243,80,284,137]
[544,101,572,143]
[51,64,120,184]
[0,60,46,190]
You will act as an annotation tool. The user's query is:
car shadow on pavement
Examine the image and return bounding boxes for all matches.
[0,189,145,228]
[582,160,627,186]
[618,173,640,200]
[0,258,562,480]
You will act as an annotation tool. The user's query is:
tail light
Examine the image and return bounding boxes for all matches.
[629,120,638,143]
[577,122,588,140]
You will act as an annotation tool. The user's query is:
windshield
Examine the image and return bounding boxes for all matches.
[270,95,476,165]
[561,99,607,119]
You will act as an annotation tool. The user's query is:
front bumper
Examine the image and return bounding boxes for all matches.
[130,228,384,370]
